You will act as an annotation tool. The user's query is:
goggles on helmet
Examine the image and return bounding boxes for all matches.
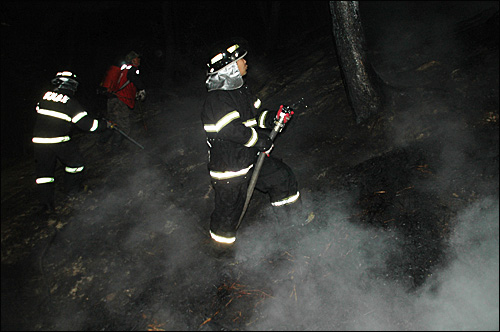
[207,44,247,74]
[51,71,79,92]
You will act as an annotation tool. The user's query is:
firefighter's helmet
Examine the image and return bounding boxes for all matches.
[51,71,79,93]
[207,43,247,75]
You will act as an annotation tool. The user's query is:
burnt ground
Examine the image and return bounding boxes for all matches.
[1,2,499,331]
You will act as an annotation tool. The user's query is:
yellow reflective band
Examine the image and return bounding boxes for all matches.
[244,127,258,147]
[210,231,236,244]
[36,106,72,122]
[211,53,223,64]
[272,191,301,207]
[210,164,253,180]
[36,177,54,184]
[90,119,99,132]
[72,111,88,123]
[32,136,71,144]
[254,98,262,109]
[243,118,257,127]
[65,166,84,173]
[258,110,269,128]
[204,111,240,133]
[57,71,74,77]
[227,44,239,53]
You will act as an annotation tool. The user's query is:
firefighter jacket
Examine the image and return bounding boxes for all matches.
[201,84,276,182]
[32,89,106,144]
[114,64,145,109]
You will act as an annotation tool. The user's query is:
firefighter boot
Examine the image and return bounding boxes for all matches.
[274,197,305,227]
[65,172,84,199]
[207,240,236,261]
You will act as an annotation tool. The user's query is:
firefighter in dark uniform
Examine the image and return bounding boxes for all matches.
[201,42,301,250]
[32,71,109,213]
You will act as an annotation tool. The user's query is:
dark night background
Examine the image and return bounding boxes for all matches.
[1,1,330,164]
[1,1,499,330]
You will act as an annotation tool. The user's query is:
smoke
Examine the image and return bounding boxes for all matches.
[234,193,498,331]
[237,191,406,330]
[34,2,497,330]
[413,197,499,330]
[221,3,499,330]
[46,182,498,330]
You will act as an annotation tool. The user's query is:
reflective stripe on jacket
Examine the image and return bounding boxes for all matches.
[201,85,274,180]
[32,90,104,144]
[114,64,144,109]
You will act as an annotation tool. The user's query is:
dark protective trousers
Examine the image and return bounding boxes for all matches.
[99,97,131,147]
[210,156,299,238]
[34,141,85,206]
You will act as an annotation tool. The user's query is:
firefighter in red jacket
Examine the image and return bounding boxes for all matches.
[100,51,146,148]
[32,71,109,213]
[201,41,301,253]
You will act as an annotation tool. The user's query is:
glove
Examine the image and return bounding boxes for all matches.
[276,104,294,124]
[255,136,274,156]
[136,90,146,101]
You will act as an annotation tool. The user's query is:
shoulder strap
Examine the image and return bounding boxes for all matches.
[117,80,130,91]
[115,69,130,92]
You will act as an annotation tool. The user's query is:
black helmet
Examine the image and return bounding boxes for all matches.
[51,71,79,92]
[207,43,247,74]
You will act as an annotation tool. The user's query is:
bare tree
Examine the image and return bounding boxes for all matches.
[330,1,384,124]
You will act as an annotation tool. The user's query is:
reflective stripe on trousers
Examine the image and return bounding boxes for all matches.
[65,166,84,174]
[210,230,236,244]
[32,136,71,144]
[271,191,300,207]
[36,177,55,184]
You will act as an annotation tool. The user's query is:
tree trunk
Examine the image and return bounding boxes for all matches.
[329,1,383,124]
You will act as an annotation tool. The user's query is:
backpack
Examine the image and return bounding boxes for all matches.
[100,65,130,93]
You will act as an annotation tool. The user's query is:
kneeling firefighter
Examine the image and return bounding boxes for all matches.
[32,71,110,213]
[201,41,302,250]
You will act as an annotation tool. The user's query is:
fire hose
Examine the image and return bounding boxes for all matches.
[104,118,145,149]
[102,118,176,173]
[235,99,304,230]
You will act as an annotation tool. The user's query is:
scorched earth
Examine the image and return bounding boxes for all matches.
[2,2,498,331]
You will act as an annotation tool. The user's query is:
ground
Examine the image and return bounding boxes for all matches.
[2,3,499,331]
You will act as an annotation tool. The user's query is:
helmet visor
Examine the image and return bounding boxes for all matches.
[51,71,79,91]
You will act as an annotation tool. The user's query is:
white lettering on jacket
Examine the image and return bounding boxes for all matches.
[43,91,70,104]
